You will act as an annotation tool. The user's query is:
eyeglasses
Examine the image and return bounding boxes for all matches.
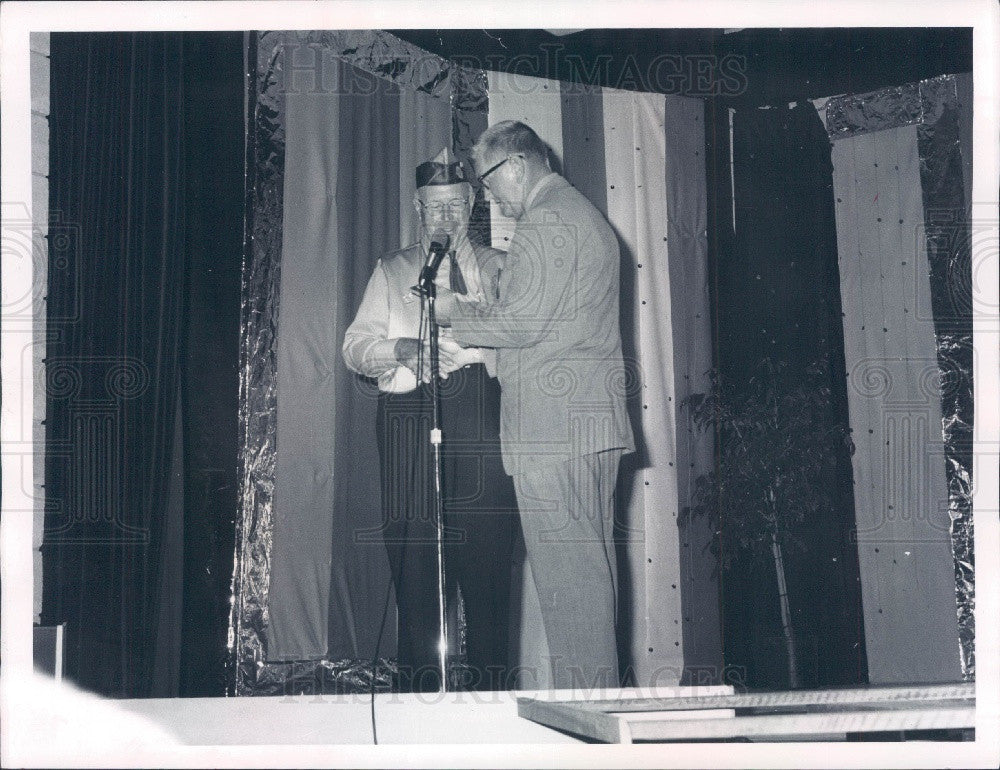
[417,198,470,214]
[477,154,524,187]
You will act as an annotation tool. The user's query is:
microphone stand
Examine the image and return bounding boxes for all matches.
[418,257,449,694]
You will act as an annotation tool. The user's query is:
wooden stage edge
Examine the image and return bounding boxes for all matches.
[517,682,976,743]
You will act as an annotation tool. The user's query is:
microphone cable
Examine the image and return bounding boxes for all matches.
[370,274,431,745]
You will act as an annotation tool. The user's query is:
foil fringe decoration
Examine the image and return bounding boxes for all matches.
[285,29,458,98]
[247,658,397,697]
[229,30,286,696]
[825,75,974,680]
[916,82,975,681]
[824,74,958,141]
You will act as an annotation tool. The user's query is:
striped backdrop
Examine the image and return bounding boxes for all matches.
[262,33,721,687]
[823,77,971,683]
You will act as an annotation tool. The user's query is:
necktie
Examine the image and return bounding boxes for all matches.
[448,251,468,295]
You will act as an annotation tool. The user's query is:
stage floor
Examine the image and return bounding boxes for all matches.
[5,675,993,769]
[118,686,734,745]
[120,690,578,745]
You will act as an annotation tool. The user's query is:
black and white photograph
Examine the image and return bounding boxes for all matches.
[1,1,998,767]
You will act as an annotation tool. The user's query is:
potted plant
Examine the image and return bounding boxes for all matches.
[684,355,852,688]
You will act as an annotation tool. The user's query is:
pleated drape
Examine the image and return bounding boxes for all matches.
[43,32,188,697]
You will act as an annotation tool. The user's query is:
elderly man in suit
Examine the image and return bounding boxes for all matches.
[343,148,518,692]
[436,121,635,689]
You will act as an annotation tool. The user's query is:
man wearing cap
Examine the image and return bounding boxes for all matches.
[436,121,635,690]
[342,149,518,692]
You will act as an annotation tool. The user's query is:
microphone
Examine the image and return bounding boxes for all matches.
[417,231,451,292]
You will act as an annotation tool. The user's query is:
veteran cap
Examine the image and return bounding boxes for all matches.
[415,147,468,188]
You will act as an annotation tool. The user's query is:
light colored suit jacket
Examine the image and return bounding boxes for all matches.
[343,239,503,393]
[451,173,635,474]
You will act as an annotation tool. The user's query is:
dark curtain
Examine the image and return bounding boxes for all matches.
[178,32,244,697]
[43,33,187,697]
[42,32,244,698]
[715,102,867,688]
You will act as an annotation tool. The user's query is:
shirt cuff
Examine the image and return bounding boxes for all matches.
[365,338,403,373]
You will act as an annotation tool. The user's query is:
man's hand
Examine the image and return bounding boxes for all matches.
[395,333,481,380]
[437,336,479,376]
[393,337,423,378]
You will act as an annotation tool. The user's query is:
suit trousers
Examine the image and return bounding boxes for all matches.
[376,364,518,692]
[513,449,623,690]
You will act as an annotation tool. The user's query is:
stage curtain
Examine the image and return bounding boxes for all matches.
[177,32,244,697]
[267,56,405,660]
[42,33,187,697]
[723,103,865,688]
[827,101,966,683]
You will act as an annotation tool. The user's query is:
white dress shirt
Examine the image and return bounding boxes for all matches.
[343,236,492,393]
